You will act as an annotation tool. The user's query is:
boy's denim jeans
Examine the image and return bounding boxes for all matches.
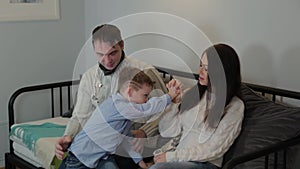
[59,152,119,169]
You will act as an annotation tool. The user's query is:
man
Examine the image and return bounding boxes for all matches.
[55,24,168,169]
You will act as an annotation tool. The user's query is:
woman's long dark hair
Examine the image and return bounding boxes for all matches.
[179,43,242,128]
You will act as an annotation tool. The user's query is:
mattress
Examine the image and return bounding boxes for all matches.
[13,141,42,167]
[10,117,69,169]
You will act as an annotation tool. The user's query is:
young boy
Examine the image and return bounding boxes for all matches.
[60,67,180,169]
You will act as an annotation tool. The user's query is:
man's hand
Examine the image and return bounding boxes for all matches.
[153,152,167,163]
[131,129,147,153]
[55,135,72,160]
[131,129,146,138]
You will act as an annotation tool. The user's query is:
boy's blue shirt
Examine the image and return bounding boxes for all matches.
[69,93,171,168]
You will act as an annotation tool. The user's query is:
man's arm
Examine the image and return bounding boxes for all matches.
[64,73,95,138]
[56,73,95,159]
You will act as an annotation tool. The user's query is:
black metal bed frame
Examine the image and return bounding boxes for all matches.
[5,80,80,169]
[5,67,300,169]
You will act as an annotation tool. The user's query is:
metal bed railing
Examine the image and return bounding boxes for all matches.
[244,82,300,102]
[8,80,80,129]
[222,136,300,169]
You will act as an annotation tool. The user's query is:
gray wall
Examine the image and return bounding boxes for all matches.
[83,1,300,168]
[0,0,85,166]
[1,0,300,167]
[84,0,300,91]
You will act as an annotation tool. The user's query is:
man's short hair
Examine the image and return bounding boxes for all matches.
[92,24,122,47]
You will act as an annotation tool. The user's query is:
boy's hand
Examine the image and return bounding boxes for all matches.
[166,79,182,102]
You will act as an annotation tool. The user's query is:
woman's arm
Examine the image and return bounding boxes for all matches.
[158,103,182,137]
[166,98,244,162]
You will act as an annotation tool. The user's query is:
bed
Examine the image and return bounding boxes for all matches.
[5,66,300,169]
[5,80,80,169]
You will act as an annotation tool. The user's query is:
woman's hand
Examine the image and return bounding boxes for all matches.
[153,152,167,163]
[138,160,154,169]
[172,93,182,103]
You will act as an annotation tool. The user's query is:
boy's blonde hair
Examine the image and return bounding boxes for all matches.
[118,67,155,92]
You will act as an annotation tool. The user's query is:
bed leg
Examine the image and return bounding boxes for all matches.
[5,153,15,169]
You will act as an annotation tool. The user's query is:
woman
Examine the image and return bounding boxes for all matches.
[150,43,245,169]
